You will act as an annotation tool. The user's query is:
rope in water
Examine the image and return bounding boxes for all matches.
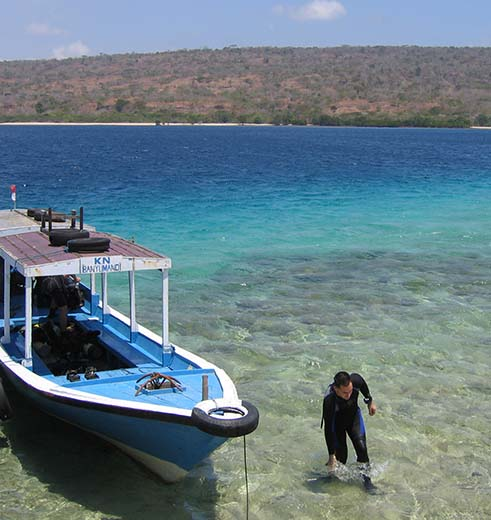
[243,435,250,520]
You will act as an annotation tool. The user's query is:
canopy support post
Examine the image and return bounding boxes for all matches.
[129,271,137,342]
[23,276,33,367]
[161,269,170,365]
[1,261,10,344]
[90,273,96,314]
[101,272,108,323]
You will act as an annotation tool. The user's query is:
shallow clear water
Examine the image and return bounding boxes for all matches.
[0,126,490,519]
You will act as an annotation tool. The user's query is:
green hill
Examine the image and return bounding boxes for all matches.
[1,46,491,127]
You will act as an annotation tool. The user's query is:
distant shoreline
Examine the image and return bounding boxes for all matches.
[1,122,490,129]
[1,47,489,131]
[0,122,273,127]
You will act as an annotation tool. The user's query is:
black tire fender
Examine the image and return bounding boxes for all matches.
[191,399,259,438]
[27,207,46,217]
[0,377,13,422]
[49,228,90,246]
[66,237,110,253]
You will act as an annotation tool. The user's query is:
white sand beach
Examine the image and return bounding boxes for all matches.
[0,121,273,127]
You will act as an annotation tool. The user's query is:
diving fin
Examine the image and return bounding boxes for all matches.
[362,475,377,494]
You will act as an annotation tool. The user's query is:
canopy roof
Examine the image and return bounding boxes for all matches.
[0,215,171,277]
[0,209,44,236]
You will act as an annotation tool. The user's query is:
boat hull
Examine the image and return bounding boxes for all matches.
[1,365,227,482]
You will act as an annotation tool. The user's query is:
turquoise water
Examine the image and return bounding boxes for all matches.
[1,126,490,519]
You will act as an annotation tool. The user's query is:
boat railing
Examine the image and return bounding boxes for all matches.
[39,207,84,233]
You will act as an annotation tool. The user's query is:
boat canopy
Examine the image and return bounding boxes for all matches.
[0,217,172,368]
[0,230,171,277]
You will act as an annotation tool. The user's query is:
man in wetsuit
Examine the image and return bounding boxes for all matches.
[322,371,377,489]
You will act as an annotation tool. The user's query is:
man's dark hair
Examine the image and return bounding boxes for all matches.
[333,371,351,388]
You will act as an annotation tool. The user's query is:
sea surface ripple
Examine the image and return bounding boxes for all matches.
[0,126,490,519]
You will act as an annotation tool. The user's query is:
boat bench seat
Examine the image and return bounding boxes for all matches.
[80,320,158,367]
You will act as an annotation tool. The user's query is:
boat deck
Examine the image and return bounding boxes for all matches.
[51,367,221,410]
[1,310,223,410]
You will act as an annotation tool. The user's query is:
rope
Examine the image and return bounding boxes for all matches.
[243,435,250,520]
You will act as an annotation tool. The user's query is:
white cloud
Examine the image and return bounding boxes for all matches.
[275,1,346,22]
[26,22,66,36]
[52,41,90,59]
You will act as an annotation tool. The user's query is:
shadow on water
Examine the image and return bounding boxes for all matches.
[1,386,221,520]
[304,469,383,497]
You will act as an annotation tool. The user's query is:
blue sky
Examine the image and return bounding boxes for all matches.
[2,0,491,61]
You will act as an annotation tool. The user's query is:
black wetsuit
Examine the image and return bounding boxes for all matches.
[322,373,372,464]
[41,275,68,311]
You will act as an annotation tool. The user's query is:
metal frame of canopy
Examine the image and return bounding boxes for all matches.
[0,229,172,368]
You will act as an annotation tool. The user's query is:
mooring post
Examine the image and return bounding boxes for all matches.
[202,375,209,401]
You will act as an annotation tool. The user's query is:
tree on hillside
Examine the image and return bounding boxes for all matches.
[115,98,129,113]
[35,102,45,114]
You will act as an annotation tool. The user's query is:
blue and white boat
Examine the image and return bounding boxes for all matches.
[0,207,259,482]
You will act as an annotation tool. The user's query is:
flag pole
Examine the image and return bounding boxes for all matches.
[10,185,16,211]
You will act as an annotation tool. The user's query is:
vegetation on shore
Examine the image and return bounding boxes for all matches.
[1,46,490,127]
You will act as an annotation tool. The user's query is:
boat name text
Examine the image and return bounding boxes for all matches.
[80,256,125,273]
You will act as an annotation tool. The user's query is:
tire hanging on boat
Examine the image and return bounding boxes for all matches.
[0,378,13,421]
[49,228,90,246]
[66,237,110,253]
[191,399,259,437]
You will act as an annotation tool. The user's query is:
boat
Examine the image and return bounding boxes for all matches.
[0,207,259,482]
